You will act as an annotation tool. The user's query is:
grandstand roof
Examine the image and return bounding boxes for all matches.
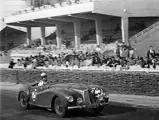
[4,0,159,27]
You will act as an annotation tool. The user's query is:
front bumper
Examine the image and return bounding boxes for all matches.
[67,102,109,110]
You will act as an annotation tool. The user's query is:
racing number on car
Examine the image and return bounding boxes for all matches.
[94,88,101,95]
[32,89,38,101]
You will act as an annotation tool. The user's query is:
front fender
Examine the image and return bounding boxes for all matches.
[50,89,74,108]
[17,85,30,102]
[50,93,68,109]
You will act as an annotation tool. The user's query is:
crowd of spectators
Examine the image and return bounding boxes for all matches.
[8,43,159,71]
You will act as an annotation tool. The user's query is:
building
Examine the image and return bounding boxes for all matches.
[3,0,159,55]
[0,0,55,50]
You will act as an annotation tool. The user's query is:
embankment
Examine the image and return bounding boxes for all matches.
[1,68,159,96]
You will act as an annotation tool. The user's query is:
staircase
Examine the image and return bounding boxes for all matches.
[129,20,159,46]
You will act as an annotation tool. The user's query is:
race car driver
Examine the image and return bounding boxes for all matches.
[38,72,48,86]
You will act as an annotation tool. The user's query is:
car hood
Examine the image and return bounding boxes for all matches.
[49,83,89,91]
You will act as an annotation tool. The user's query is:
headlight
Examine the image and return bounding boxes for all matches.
[103,92,109,98]
[67,96,74,102]
[77,97,83,104]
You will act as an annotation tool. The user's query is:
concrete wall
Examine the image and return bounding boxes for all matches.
[94,0,159,17]
[1,68,159,96]
[0,34,26,47]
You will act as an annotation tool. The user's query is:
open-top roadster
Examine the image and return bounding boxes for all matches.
[17,81,109,117]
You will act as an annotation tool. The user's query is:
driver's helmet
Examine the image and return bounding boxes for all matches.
[41,72,47,79]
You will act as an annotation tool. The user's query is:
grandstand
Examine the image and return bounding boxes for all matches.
[1,0,159,61]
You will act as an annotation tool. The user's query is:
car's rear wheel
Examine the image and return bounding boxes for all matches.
[54,97,67,117]
[20,92,30,110]
[92,106,104,114]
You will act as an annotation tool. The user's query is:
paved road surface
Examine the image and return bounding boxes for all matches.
[0,90,159,120]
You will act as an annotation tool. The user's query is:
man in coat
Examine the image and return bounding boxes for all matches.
[147,46,156,60]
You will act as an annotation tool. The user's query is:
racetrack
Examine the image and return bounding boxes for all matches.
[1,89,159,120]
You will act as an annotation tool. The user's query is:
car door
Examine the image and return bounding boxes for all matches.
[29,84,53,108]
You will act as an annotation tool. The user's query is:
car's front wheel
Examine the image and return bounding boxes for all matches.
[92,106,104,114]
[54,97,67,117]
[20,92,30,110]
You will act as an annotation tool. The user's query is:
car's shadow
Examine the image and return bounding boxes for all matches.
[66,102,137,118]
[28,101,137,118]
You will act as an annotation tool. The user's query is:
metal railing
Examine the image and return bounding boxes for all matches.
[10,0,93,16]
[129,20,159,43]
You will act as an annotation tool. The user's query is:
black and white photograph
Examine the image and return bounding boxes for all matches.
[0,0,159,120]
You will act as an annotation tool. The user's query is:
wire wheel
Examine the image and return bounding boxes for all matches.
[20,92,30,110]
[54,97,67,117]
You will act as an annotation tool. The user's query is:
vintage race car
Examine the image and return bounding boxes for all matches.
[17,81,109,117]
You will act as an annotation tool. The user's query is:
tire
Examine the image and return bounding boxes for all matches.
[19,92,30,110]
[54,97,67,117]
[92,106,104,114]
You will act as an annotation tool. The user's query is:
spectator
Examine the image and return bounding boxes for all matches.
[8,59,16,69]
[106,57,119,69]
[17,59,22,66]
[137,57,145,68]
[147,46,156,60]
[129,48,135,59]
[23,44,27,48]
[119,57,127,69]
[66,61,69,67]
[32,59,37,69]
[95,45,102,53]
[144,57,150,69]
[92,56,101,67]
[114,41,120,57]
[23,58,28,68]
[10,41,14,47]
[152,58,157,69]
[115,24,121,32]
[15,44,159,71]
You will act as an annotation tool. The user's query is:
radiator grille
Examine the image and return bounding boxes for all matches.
[73,88,95,104]
[83,90,92,104]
